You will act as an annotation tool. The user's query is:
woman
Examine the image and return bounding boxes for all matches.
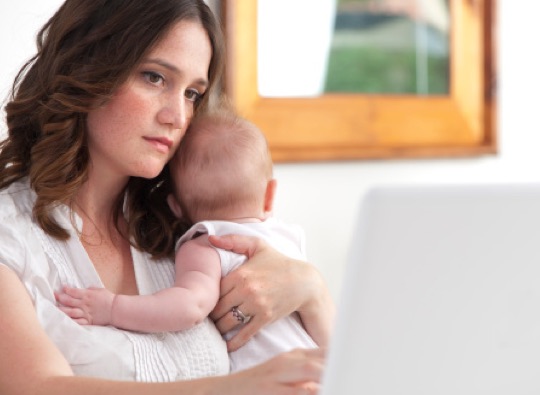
[0,0,332,394]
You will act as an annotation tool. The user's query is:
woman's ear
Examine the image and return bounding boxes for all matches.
[167,194,183,219]
[263,179,277,216]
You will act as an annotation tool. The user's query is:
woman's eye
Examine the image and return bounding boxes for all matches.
[185,89,203,103]
[142,71,165,85]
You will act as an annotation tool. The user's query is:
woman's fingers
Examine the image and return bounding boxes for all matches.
[208,234,263,258]
[210,234,302,340]
[225,316,262,352]
[225,347,327,395]
[276,348,326,383]
[210,268,247,321]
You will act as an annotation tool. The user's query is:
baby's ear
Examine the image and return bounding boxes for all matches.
[167,194,183,218]
[263,179,277,217]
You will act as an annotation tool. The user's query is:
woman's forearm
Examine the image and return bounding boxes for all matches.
[295,261,335,348]
[33,348,324,395]
[23,376,215,395]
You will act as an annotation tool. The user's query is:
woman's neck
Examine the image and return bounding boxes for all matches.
[73,170,129,240]
[72,170,136,295]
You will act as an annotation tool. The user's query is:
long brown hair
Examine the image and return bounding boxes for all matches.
[0,0,225,259]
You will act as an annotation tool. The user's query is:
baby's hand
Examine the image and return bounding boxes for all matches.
[55,286,115,326]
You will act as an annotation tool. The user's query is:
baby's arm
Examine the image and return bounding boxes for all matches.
[56,234,222,332]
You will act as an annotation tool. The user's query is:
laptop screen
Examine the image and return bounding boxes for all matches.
[321,184,540,395]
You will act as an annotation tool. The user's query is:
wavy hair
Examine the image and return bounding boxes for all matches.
[0,0,225,259]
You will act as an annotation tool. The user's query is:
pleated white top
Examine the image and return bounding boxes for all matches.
[0,179,229,381]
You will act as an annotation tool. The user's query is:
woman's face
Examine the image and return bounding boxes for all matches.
[86,20,212,181]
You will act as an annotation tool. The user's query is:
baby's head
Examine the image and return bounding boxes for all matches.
[168,107,275,224]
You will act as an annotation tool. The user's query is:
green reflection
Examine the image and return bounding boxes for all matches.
[325,0,450,95]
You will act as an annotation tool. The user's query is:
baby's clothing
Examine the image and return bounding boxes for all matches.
[0,179,229,381]
[177,218,318,372]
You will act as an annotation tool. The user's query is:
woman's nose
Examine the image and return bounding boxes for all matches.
[157,96,189,130]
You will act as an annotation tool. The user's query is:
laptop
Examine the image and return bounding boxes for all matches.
[321,183,540,395]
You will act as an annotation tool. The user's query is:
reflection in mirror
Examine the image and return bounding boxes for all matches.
[257,0,450,98]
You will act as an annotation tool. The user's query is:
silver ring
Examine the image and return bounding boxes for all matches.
[231,306,251,324]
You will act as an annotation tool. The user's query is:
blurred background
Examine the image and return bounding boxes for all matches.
[1,1,537,301]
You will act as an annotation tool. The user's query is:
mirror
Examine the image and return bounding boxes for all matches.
[222,0,496,162]
[258,0,450,97]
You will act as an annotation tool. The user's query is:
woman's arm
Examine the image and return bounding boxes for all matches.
[0,264,325,395]
[208,235,335,352]
[0,264,73,395]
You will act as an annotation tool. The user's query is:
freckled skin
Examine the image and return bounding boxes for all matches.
[85,20,212,182]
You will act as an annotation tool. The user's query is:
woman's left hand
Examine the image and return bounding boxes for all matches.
[209,234,334,352]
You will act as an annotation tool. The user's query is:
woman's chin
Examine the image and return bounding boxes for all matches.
[133,164,166,180]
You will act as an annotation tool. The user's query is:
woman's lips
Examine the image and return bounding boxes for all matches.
[144,136,173,154]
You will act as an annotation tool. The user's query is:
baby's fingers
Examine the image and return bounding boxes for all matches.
[61,285,88,298]
[57,305,90,324]
[55,290,82,308]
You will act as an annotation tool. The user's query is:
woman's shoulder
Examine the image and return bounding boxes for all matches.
[0,178,34,221]
[0,179,36,276]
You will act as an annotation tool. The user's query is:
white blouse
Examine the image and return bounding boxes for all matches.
[0,179,229,381]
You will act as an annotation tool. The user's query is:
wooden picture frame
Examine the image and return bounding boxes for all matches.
[221,0,497,162]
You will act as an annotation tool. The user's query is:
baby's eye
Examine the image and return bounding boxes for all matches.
[185,88,203,103]
[142,71,165,86]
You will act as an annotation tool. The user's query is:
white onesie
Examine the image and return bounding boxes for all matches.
[176,217,318,372]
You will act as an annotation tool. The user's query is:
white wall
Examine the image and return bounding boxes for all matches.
[1,1,538,300]
[271,0,540,299]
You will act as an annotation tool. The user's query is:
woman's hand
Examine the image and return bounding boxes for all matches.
[216,347,326,395]
[209,234,335,352]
